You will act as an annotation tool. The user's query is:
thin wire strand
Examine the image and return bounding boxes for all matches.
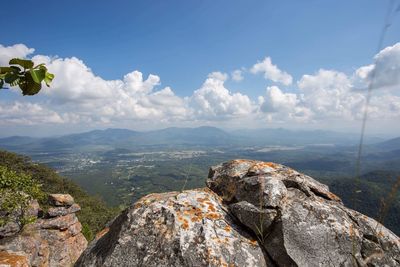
[352,0,398,209]
[350,1,399,265]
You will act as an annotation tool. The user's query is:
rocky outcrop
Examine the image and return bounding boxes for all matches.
[207,160,400,266]
[76,159,400,267]
[0,194,87,267]
[76,189,267,266]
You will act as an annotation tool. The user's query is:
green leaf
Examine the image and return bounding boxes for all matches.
[10,77,20,87]
[0,67,15,74]
[9,58,34,69]
[4,73,19,84]
[20,73,41,95]
[10,66,22,73]
[0,79,4,88]
[29,68,46,84]
[44,72,55,87]
[37,64,47,70]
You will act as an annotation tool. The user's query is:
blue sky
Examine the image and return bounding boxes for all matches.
[0,0,400,136]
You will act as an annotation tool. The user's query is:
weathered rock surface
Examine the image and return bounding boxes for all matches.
[0,194,87,267]
[47,203,81,217]
[0,251,29,267]
[207,160,400,266]
[77,159,400,267]
[76,189,267,267]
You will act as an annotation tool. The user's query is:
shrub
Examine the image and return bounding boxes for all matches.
[0,150,119,241]
[0,166,45,227]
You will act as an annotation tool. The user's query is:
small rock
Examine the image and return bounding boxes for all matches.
[49,194,75,207]
[39,213,78,230]
[0,221,21,238]
[47,203,81,217]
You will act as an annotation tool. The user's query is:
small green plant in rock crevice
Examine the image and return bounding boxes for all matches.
[0,166,45,228]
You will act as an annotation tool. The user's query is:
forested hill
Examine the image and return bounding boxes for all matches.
[0,150,119,240]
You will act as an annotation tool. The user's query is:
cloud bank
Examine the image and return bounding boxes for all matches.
[0,43,400,134]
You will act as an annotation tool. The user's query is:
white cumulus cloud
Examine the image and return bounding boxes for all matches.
[355,42,400,91]
[1,42,400,133]
[0,44,34,66]
[231,69,244,82]
[250,57,293,86]
[258,86,311,122]
[0,101,64,125]
[190,72,253,118]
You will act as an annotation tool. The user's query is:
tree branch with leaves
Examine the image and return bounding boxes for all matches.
[0,58,54,95]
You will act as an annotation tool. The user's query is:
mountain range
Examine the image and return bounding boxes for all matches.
[0,126,390,153]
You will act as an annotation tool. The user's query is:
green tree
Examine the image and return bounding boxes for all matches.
[0,58,54,95]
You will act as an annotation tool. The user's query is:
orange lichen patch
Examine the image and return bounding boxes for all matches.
[249,239,258,247]
[224,225,231,232]
[195,188,224,202]
[196,197,209,203]
[221,262,235,267]
[251,161,278,170]
[182,206,204,223]
[205,202,216,212]
[133,202,143,209]
[95,227,110,240]
[191,217,201,223]
[0,251,29,267]
[311,188,342,202]
[325,191,342,202]
[205,212,221,220]
[181,218,189,230]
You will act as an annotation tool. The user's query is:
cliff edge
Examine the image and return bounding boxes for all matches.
[76,159,400,266]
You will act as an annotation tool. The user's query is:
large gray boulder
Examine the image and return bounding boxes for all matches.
[76,189,267,267]
[76,159,400,267]
[207,160,400,266]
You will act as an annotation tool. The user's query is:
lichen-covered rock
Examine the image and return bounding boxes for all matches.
[207,159,400,267]
[75,189,267,267]
[77,159,400,267]
[49,194,75,207]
